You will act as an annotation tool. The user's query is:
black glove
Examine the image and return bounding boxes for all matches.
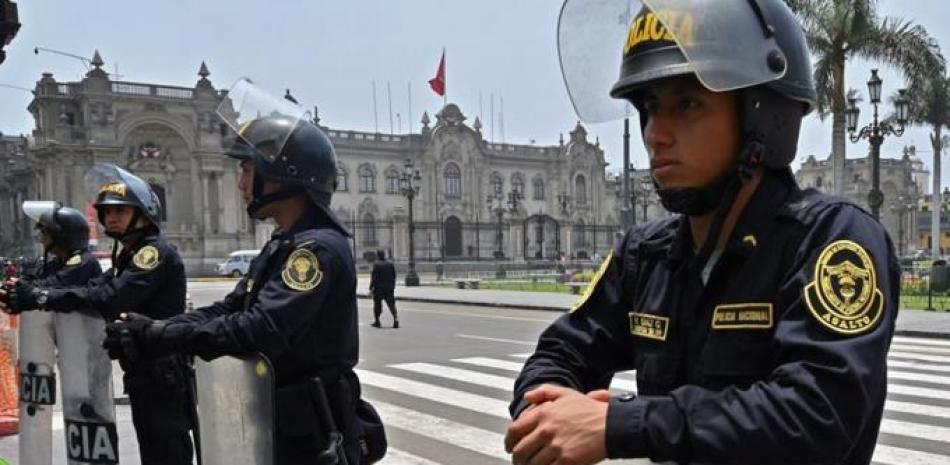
[103,312,168,362]
[8,281,45,314]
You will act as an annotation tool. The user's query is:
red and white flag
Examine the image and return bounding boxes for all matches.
[428,50,445,97]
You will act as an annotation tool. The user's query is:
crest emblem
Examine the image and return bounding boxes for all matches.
[65,254,82,266]
[132,245,161,270]
[281,248,323,292]
[804,240,884,336]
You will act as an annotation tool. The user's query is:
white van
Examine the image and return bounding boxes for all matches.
[216,250,259,277]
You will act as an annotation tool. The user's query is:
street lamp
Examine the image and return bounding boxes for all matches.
[846,69,910,220]
[889,194,916,255]
[486,190,521,276]
[400,158,422,286]
[636,173,653,222]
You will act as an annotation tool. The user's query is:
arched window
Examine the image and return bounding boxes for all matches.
[575,174,587,205]
[491,174,503,197]
[444,163,462,198]
[359,164,376,193]
[512,175,525,197]
[336,165,348,192]
[386,168,401,195]
[533,177,545,200]
[363,213,377,246]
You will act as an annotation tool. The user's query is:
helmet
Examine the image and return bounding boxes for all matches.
[85,163,163,234]
[218,79,349,235]
[22,201,90,252]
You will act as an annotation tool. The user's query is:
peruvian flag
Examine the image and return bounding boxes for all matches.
[428,50,446,97]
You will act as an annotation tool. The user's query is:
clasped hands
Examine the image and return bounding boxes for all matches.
[0,278,42,314]
[504,385,611,465]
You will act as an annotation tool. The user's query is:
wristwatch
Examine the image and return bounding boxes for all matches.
[35,290,48,309]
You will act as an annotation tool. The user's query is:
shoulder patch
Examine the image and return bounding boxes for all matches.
[132,245,161,270]
[65,254,82,266]
[570,250,613,313]
[803,240,884,336]
[281,248,323,291]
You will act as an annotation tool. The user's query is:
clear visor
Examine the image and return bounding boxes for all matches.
[22,201,61,224]
[84,163,134,203]
[216,78,307,162]
[557,0,788,123]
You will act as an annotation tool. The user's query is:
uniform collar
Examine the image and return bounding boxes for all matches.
[271,207,321,240]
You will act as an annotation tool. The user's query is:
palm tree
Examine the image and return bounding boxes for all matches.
[900,69,950,256]
[787,0,943,196]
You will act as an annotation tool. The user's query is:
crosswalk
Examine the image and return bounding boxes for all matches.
[360,335,950,465]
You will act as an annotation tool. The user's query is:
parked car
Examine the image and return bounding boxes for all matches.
[216,249,258,277]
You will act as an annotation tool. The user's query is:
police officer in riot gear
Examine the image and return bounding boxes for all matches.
[507,1,898,464]
[2,201,118,465]
[2,165,195,465]
[103,79,383,465]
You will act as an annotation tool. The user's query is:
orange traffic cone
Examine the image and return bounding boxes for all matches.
[0,314,19,436]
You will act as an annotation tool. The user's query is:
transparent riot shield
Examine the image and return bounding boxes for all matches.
[54,310,118,465]
[18,311,55,465]
[196,353,275,465]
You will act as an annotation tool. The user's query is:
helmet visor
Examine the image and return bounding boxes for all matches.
[558,0,788,123]
[216,78,307,162]
[22,201,61,224]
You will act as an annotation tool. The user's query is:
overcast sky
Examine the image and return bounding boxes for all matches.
[2,1,950,192]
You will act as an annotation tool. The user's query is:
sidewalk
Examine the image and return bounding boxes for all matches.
[357,281,950,339]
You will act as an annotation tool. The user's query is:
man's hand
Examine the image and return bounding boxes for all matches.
[0,280,43,314]
[103,312,165,362]
[505,385,609,465]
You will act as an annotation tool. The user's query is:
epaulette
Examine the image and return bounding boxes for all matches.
[778,188,868,226]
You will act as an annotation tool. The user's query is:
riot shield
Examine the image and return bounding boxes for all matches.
[196,353,275,465]
[18,311,55,465]
[54,310,118,465]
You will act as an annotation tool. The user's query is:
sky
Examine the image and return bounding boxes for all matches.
[2,0,950,193]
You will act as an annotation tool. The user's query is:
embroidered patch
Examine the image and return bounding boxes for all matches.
[245,278,254,293]
[132,245,160,270]
[65,254,82,266]
[804,240,884,336]
[569,250,614,313]
[629,312,669,341]
[281,248,323,292]
[711,303,773,330]
[98,182,127,198]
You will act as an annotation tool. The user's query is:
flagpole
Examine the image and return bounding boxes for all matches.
[372,80,379,133]
[387,81,394,135]
[443,46,447,107]
[490,93,495,142]
[407,81,413,133]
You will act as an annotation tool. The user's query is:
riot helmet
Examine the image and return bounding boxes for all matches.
[217,78,349,235]
[22,201,91,252]
[84,163,163,239]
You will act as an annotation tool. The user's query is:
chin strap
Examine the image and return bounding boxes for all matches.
[245,171,304,217]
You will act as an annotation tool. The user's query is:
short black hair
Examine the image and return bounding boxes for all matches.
[376,249,386,260]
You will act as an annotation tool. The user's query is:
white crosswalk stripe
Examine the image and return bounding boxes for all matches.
[360,338,950,465]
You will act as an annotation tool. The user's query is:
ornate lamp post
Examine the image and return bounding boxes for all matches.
[557,192,571,259]
[400,158,422,286]
[846,69,910,220]
[486,190,521,277]
[636,173,653,222]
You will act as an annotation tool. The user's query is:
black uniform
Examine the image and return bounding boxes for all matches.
[44,230,194,465]
[29,250,101,290]
[512,172,899,465]
[370,259,397,326]
[160,211,363,465]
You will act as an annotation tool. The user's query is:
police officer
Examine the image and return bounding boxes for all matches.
[369,249,398,328]
[102,79,380,465]
[2,165,195,465]
[506,1,898,465]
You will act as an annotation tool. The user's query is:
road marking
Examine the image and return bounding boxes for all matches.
[885,400,950,420]
[880,418,950,443]
[451,357,638,392]
[888,370,950,386]
[382,447,444,465]
[887,359,950,374]
[356,369,509,419]
[890,344,950,356]
[887,383,950,401]
[391,363,514,391]
[397,307,551,323]
[872,443,950,465]
[889,351,950,364]
[368,399,508,460]
[456,334,537,346]
[893,336,950,348]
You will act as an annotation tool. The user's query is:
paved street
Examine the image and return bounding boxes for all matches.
[1,281,949,464]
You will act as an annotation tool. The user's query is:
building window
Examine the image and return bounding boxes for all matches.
[575,174,587,205]
[512,175,524,197]
[386,169,400,195]
[444,163,462,198]
[491,174,503,197]
[336,166,347,192]
[533,177,545,200]
[359,164,376,193]
[363,213,377,246]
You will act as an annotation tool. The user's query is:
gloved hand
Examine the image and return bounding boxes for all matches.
[103,312,168,362]
[2,280,45,314]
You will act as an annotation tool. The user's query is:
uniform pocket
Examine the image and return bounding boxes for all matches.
[700,338,776,387]
[634,351,679,395]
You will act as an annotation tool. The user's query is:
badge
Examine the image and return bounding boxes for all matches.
[804,240,884,336]
[281,248,323,292]
[132,245,161,270]
[65,254,82,266]
[629,312,669,341]
[569,250,614,313]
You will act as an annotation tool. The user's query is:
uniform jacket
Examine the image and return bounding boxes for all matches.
[43,230,187,322]
[511,172,899,465]
[30,250,102,289]
[370,260,396,296]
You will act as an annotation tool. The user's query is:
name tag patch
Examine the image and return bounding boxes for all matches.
[629,312,669,341]
[711,303,773,330]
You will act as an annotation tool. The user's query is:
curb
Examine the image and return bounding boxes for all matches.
[358,294,950,339]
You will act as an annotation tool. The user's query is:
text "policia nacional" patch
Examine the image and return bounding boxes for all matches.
[804,240,884,336]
